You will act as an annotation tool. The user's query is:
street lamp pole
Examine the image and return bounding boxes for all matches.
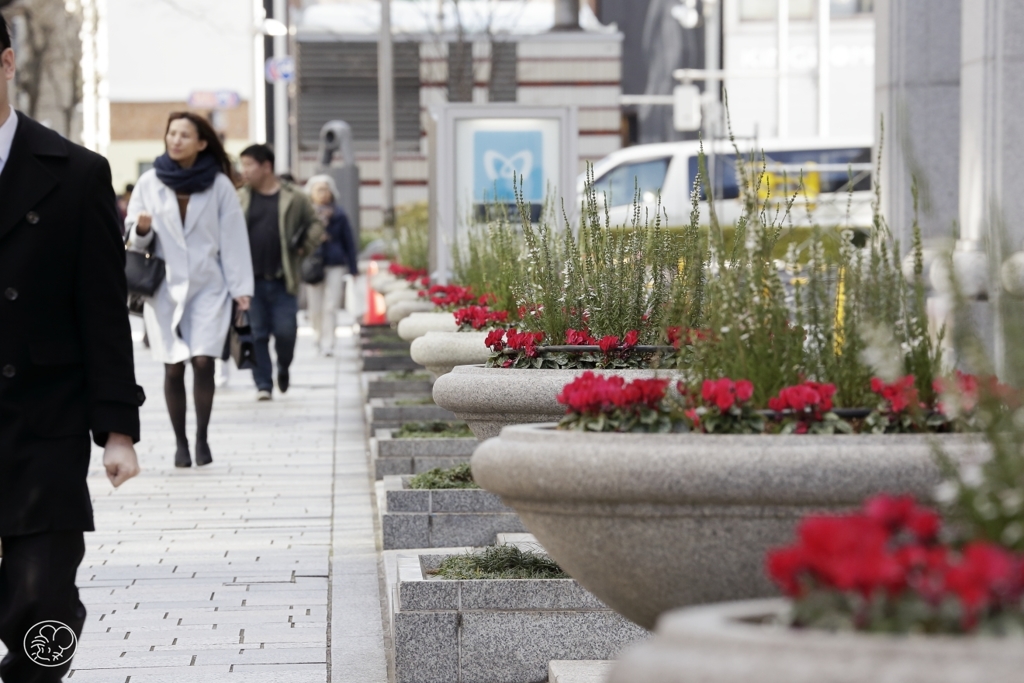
[378,0,396,229]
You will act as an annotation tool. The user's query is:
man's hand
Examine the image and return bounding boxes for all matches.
[234,295,251,311]
[103,432,140,488]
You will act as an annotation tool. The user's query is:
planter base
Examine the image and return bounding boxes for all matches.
[380,476,525,549]
[608,599,1024,683]
[393,554,646,683]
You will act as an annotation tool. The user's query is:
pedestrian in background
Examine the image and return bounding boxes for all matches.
[0,16,143,681]
[238,145,323,400]
[304,175,358,357]
[126,112,254,468]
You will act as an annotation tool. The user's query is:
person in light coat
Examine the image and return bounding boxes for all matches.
[125,112,254,468]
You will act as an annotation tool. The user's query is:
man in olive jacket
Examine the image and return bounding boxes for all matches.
[0,17,143,682]
[238,144,323,400]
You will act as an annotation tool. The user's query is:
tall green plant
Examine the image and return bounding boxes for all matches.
[394,202,429,270]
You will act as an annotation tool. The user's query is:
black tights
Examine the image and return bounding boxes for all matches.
[164,356,216,446]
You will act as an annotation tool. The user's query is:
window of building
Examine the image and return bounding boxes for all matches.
[592,157,671,208]
[738,0,872,21]
[738,0,815,21]
[296,40,421,153]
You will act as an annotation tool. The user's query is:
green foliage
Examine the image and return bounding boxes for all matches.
[394,202,429,270]
[394,421,474,439]
[451,216,526,319]
[513,169,678,344]
[408,463,478,490]
[432,546,569,580]
[674,128,941,409]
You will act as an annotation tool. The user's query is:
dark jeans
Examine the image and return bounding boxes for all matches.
[250,277,298,391]
[0,531,86,682]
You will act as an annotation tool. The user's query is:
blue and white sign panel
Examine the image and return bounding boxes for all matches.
[453,116,566,220]
[430,105,578,280]
[472,130,544,203]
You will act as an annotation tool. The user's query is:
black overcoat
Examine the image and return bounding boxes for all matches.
[0,112,143,536]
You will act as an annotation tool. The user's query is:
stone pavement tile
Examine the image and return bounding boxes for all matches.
[193,646,327,665]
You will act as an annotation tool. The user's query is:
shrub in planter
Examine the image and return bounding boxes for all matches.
[408,463,478,490]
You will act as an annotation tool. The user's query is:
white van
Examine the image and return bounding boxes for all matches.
[578,138,874,229]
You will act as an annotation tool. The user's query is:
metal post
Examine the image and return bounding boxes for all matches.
[817,0,830,138]
[272,0,288,173]
[703,0,721,198]
[378,0,396,229]
[251,0,267,143]
[777,0,789,138]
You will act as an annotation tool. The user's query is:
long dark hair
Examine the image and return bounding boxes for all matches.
[165,112,233,178]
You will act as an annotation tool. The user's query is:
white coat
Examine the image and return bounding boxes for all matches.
[126,169,254,364]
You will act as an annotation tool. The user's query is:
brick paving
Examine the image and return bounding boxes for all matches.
[1,320,388,682]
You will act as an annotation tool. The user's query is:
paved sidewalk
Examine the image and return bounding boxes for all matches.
[1,323,388,682]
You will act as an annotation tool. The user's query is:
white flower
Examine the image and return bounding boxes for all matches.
[934,481,959,504]
[961,464,985,487]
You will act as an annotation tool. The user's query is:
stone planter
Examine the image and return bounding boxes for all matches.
[380,475,524,548]
[361,350,422,372]
[432,366,671,438]
[393,554,646,683]
[471,425,989,629]
[369,272,397,292]
[366,398,456,430]
[387,300,435,324]
[397,311,458,341]
[366,376,434,400]
[372,428,478,479]
[608,599,1022,683]
[411,332,491,378]
[384,287,422,308]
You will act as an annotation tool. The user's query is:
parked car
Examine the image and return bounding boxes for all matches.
[578,138,874,229]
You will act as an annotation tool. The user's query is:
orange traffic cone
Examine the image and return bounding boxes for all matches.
[363,260,388,326]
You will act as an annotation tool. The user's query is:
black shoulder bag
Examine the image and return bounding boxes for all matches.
[125,228,166,297]
[289,220,326,285]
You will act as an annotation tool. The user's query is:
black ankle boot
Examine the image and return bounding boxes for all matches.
[175,441,192,468]
[195,440,213,467]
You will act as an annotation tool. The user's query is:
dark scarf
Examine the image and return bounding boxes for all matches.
[153,151,220,194]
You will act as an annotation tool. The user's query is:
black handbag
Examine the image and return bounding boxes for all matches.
[223,306,257,370]
[301,247,326,285]
[124,229,165,297]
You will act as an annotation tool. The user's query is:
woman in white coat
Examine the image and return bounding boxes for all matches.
[126,113,254,468]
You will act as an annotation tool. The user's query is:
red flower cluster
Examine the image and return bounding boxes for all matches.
[870,375,919,413]
[453,306,509,330]
[594,330,640,354]
[767,495,1024,631]
[565,328,598,345]
[485,329,545,359]
[388,263,428,281]
[557,371,670,415]
[666,326,713,349]
[701,378,754,411]
[420,284,477,308]
[768,382,836,430]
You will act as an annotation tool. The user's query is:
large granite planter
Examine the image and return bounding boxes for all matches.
[388,300,435,324]
[393,554,646,683]
[381,475,525,548]
[367,399,456,430]
[372,428,478,479]
[608,599,1022,683]
[411,332,491,378]
[432,366,671,438]
[397,312,458,341]
[471,425,989,629]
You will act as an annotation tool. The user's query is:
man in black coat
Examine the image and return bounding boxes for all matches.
[0,17,143,682]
